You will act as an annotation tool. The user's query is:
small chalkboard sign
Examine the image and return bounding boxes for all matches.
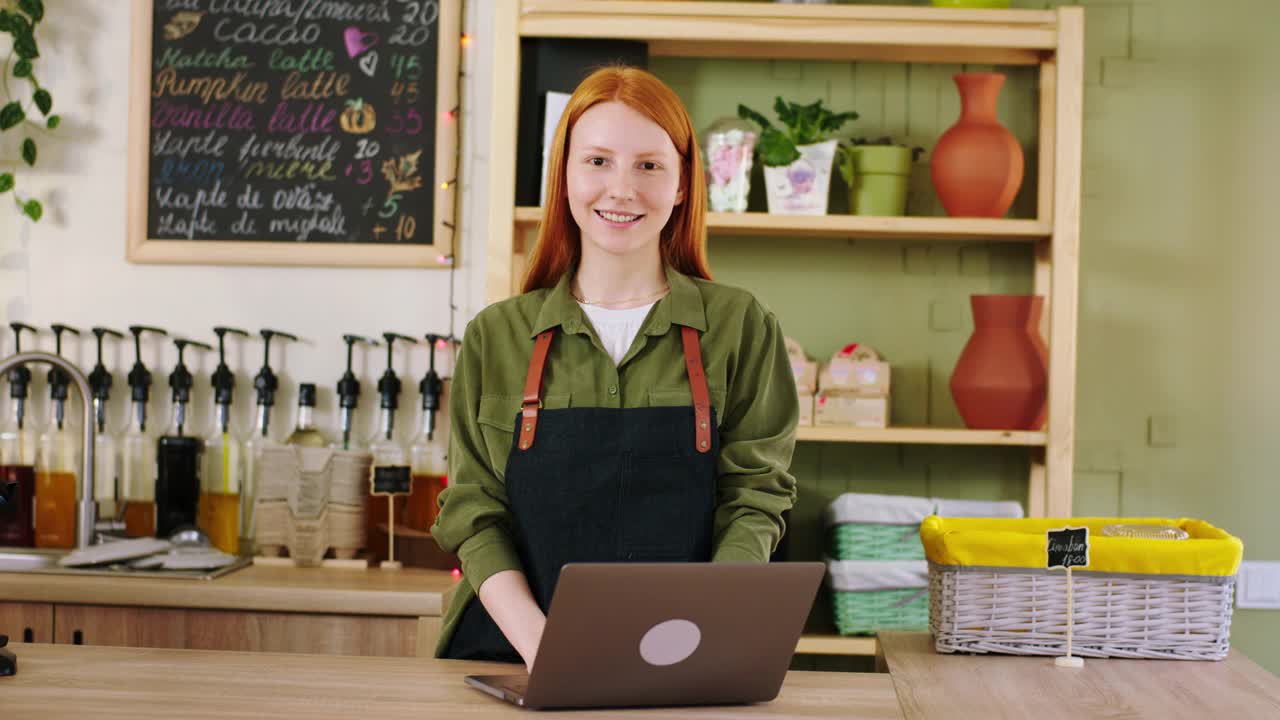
[372,465,412,496]
[126,0,460,268]
[1046,526,1090,569]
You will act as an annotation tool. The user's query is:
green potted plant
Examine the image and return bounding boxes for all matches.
[836,137,925,217]
[738,97,857,215]
[0,0,59,222]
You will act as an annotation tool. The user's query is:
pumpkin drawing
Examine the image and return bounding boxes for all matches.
[340,99,377,134]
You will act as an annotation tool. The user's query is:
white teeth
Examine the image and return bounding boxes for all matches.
[598,210,640,223]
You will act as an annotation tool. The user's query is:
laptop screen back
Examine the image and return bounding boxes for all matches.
[520,562,825,710]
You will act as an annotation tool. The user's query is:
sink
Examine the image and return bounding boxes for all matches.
[0,549,61,572]
[0,548,251,580]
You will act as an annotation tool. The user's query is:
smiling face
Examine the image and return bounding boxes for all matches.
[565,101,685,264]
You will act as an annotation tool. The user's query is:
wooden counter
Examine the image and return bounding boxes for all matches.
[1,643,904,719]
[0,564,459,616]
[1,565,460,657]
[878,632,1280,719]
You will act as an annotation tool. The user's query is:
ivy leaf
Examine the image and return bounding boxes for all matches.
[22,199,42,222]
[0,101,24,130]
[14,59,32,78]
[33,89,51,115]
[18,0,44,23]
[0,10,13,32]
[21,139,36,166]
[0,174,13,193]
[46,114,59,130]
[10,16,39,60]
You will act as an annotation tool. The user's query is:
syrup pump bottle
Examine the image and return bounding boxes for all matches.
[157,339,212,538]
[35,324,81,548]
[88,327,125,528]
[121,325,167,538]
[286,383,328,447]
[0,322,39,547]
[0,322,38,467]
[242,329,297,554]
[334,334,377,452]
[366,332,415,563]
[407,334,450,532]
[201,326,249,554]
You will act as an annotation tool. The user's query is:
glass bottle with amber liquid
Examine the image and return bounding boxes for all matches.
[405,334,448,532]
[34,324,81,549]
[120,325,167,538]
[366,333,415,563]
[200,327,250,555]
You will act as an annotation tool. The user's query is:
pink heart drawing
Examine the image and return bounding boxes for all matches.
[344,27,379,58]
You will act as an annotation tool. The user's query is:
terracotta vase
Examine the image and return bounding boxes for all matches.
[930,73,1024,218]
[949,295,1048,430]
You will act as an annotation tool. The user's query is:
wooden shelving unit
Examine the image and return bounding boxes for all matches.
[796,426,1046,446]
[483,3,1083,655]
[514,206,1051,242]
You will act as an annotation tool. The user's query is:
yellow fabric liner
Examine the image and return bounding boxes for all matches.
[921,517,1243,577]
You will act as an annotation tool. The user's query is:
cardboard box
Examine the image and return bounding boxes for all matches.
[815,393,889,428]
[819,358,890,397]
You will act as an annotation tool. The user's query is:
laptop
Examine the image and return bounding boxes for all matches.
[464,561,825,710]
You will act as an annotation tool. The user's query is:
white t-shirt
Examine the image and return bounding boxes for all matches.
[578,301,658,365]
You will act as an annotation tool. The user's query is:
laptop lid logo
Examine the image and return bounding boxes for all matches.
[638,619,701,666]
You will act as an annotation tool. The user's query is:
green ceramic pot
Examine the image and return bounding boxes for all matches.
[848,145,913,216]
[931,0,1012,8]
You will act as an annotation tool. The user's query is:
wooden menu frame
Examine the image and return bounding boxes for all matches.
[125,0,460,268]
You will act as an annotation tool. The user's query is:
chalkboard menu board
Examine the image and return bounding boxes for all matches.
[126,0,459,268]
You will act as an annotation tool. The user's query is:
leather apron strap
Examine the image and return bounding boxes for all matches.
[518,330,555,450]
[681,326,713,454]
[518,326,712,453]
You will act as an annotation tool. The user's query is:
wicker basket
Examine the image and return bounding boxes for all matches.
[826,493,1023,635]
[923,517,1244,660]
[828,559,929,635]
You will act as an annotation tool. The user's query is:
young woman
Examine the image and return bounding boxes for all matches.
[431,66,799,670]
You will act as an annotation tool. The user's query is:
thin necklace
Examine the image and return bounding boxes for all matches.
[572,284,670,307]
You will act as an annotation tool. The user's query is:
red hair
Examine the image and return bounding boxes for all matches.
[521,66,711,293]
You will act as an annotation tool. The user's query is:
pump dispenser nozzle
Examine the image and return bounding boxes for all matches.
[46,325,81,431]
[168,339,213,437]
[126,326,168,433]
[376,333,416,441]
[337,334,378,450]
[419,334,446,441]
[89,328,125,434]
[252,329,298,440]
[6,323,37,430]
[211,327,249,432]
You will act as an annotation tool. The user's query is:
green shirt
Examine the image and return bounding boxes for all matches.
[430,264,799,656]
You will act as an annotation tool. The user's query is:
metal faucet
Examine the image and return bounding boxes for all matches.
[0,351,96,549]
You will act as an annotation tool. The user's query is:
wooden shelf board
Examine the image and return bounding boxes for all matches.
[796,634,879,656]
[519,1,1060,65]
[514,208,1048,242]
[797,425,1047,446]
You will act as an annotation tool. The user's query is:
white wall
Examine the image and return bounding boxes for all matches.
[0,0,497,445]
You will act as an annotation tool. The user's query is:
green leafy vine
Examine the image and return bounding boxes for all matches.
[0,0,58,222]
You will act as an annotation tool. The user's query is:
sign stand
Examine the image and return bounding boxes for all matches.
[371,466,412,571]
[1046,526,1090,669]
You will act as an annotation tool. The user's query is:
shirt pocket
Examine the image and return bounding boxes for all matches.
[477,393,571,475]
[647,387,728,429]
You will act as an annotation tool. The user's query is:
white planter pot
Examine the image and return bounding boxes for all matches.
[763,139,838,215]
